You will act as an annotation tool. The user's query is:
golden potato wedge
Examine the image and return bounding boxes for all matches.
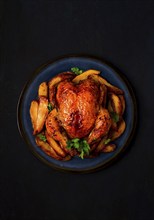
[63,155,72,161]
[91,75,123,95]
[35,136,63,160]
[34,97,48,135]
[95,136,107,153]
[30,101,38,131]
[48,72,74,88]
[89,142,99,152]
[119,95,125,115]
[49,76,62,89]
[110,118,126,140]
[72,69,100,83]
[111,119,118,131]
[107,100,113,112]
[102,144,116,153]
[45,130,66,158]
[109,93,123,115]
[108,99,118,130]
[38,82,48,97]
[100,84,107,107]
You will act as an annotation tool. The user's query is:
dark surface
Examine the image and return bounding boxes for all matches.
[18,56,137,173]
[1,0,154,219]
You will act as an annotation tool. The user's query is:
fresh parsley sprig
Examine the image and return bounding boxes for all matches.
[71,67,83,75]
[47,103,53,112]
[67,138,90,159]
[104,138,111,145]
[37,133,47,142]
[110,112,119,123]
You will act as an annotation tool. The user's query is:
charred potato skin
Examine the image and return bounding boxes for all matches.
[35,136,63,160]
[109,119,126,141]
[109,93,123,116]
[45,130,66,158]
[35,136,71,161]
[119,95,125,115]
[48,72,75,107]
[102,144,116,153]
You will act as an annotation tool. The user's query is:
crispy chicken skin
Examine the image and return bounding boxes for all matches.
[56,78,104,138]
[45,108,68,149]
[48,72,75,107]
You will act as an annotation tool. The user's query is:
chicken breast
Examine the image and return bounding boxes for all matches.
[56,78,101,138]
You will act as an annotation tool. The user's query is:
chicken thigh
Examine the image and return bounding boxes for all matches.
[55,78,111,140]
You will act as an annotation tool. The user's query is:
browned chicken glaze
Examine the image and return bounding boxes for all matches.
[56,78,106,139]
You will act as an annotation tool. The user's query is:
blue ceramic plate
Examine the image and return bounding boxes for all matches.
[17,56,137,173]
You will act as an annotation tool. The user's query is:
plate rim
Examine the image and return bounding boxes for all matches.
[17,54,137,173]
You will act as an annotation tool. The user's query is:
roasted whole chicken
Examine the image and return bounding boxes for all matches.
[30,68,126,160]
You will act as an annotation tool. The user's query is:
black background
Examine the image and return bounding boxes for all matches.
[1,0,154,219]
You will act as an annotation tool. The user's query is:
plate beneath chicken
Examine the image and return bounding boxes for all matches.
[17,56,136,172]
[30,68,126,160]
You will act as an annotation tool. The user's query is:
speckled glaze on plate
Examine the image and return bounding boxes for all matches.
[17,55,137,173]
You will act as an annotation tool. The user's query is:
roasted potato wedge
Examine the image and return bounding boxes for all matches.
[110,118,126,140]
[100,84,107,107]
[110,119,118,131]
[72,69,100,83]
[30,101,38,131]
[45,130,66,157]
[38,82,48,97]
[107,100,113,112]
[34,97,48,135]
[95,136,107,153]
[49,76,61,88]
[109,93,122,115]
[119,95,125,115]
[49,72,74,88]
[35,136,63,160]
[62,155,71,161]
[102,144,116,153]
[91,75,123,95]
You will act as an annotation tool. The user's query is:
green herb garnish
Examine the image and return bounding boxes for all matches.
[37,133,47,142]
[47,103,53,112]
[67,138,90,159]
[110,112,119,123]
[71,67,83,75]
[104,138,111,145]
